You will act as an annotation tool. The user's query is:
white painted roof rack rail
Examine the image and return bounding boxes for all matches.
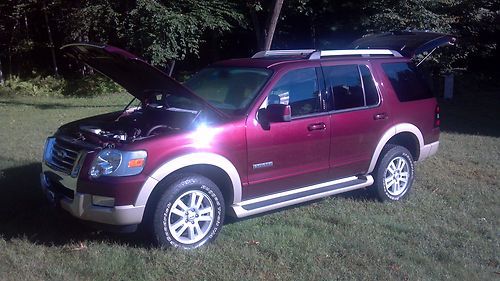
[251,49,402,59]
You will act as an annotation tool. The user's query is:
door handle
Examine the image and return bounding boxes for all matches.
[307,122,326,131]
[373,113,388,120]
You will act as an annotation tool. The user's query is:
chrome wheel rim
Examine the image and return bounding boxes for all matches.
[166,189,214,244]
[384,156,410,197]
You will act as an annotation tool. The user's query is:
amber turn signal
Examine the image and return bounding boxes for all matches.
[128,158,145,168]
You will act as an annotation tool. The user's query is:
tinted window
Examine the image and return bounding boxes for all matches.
[382,63,433,102]
[185,67,272,115]
[360,65,379,106]
[323,65,364,110]
[269,68,320,117]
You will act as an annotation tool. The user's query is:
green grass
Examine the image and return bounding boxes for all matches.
[0,92,498,280]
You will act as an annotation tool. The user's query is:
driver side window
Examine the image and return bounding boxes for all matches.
[267,68,321,117]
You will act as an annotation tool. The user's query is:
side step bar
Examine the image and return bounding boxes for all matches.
[230,175,374,218]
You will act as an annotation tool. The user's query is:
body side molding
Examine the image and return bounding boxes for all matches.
[134,152,242,206]
[367,123,424,173]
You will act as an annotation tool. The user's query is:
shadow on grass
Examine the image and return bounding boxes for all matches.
[0,99,124,110]
[1,162,377,246]
[0,163,147,248]
[439,90,500,137]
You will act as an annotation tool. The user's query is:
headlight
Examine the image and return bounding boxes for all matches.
[90,149,147,178]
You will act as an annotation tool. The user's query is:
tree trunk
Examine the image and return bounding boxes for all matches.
[42,1,59,77]
[250,8,263,50]
[263,0,284,51]
[0,58,4,84]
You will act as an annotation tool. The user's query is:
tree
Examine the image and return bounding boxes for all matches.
[65,0,243,69]
[359,0,499,72]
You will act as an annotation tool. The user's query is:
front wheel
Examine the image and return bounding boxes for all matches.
[372,144,415,202]
[152,175,225,249]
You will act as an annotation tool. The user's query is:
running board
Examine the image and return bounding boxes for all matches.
[230,175,374,218]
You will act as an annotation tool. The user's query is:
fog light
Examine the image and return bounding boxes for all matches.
[92,195,115,207]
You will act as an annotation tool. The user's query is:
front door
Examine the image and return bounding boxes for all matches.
[244,66,331,199]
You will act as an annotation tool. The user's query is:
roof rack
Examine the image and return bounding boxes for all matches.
[251,49,316,58]
[251,49,402,59]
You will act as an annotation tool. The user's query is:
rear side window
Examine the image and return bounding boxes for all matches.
[323,64,379,110]
[382,62,433,102]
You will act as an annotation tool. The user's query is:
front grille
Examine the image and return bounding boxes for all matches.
[45,174,75,199]
[47,139,80,175]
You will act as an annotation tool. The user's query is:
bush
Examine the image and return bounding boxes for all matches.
[0,74,125,97]
[0,75,66,96]
[64,75,125,96]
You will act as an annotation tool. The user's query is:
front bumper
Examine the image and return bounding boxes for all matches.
[40,161,145,226]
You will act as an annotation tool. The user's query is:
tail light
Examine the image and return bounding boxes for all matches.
[434,105,440,127]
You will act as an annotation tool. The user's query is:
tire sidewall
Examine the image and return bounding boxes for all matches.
[153,175,224,249]
[375,146,415,201]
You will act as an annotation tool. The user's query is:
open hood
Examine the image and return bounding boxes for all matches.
[348,31,456,58]
[61,43,226,117]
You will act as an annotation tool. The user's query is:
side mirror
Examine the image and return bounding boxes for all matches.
[258,104,291,125]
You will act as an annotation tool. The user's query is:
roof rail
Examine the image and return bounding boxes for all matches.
[251,49,316,58]
[311,49,403,59]
[251,48,402,59]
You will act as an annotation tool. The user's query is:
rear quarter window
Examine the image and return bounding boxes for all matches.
[382,62,433,102]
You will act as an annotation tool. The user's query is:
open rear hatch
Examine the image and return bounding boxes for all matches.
[61,43,225,117]
[348,31,456,58]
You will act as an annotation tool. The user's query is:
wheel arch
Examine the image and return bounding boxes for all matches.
[135,152,242,207]
[367,123,424,173]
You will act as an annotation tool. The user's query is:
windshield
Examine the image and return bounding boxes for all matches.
[184,67,272,115]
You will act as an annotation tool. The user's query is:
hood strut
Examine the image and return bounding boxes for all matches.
[416,47,438,67]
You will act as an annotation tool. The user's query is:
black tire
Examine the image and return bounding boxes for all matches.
[151,174,225,249]
[372,144,415,202]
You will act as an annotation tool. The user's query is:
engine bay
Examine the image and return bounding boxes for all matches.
[73,102,200,145]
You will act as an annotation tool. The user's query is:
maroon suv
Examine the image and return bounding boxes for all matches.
[41,31,455,249]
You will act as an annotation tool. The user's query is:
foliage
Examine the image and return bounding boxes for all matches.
[65,0,243,66]
[0,75,65,96]
[64,75,126,97]
[0,0,497,85]
[0,75,124,97]
[359,0,500,70]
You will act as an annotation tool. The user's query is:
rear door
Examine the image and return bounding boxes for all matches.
[244,65,331,199]
[348,31,456,58]
[321,62,391,178]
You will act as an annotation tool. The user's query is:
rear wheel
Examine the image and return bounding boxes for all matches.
[372,144,415,201]
[151,174,224,249]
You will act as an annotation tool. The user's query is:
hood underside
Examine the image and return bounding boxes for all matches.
[61,43,225,117]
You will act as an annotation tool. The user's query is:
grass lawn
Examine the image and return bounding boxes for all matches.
[0,91,498,280]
